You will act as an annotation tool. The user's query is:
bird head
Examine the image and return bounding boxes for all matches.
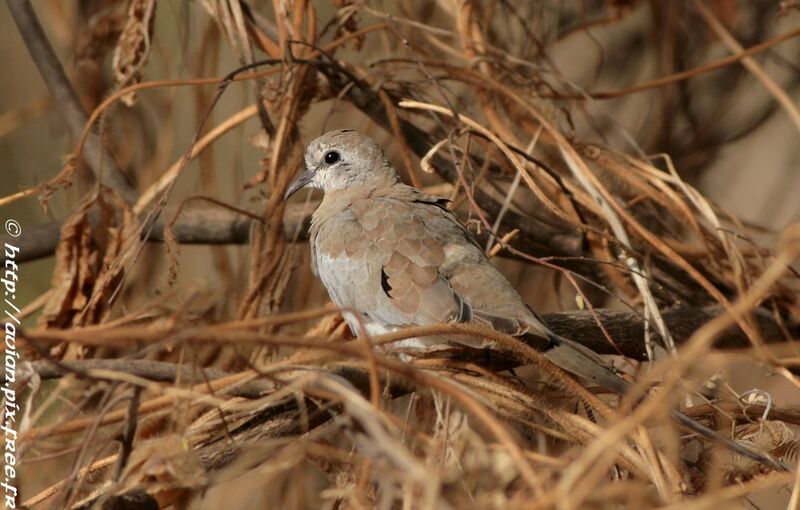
[284,129,399,199]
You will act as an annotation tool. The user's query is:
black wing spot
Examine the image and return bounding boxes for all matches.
[455,293,473,323]
[414,197,451,211]
[543,332,562,351]
[380,267,393,297]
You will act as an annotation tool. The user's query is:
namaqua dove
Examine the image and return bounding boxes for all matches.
[283,129,787,470]
[284,129,626,392]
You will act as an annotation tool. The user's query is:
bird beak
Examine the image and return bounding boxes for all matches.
[284,168,314,200]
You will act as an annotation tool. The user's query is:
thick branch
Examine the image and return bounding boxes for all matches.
[538,305,795,359]
[1,203,315,263]
[3,201,553,264]
[2,220,62,261]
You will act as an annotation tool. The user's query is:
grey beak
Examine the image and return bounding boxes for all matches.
[284,169,314,200]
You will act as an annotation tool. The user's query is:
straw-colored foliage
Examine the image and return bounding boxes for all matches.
[4,1,800,508]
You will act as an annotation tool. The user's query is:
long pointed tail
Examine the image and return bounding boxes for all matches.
[541,332,630,395]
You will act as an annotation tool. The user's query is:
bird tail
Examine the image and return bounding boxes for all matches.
[542,332,631,395]
[521,306,630,394]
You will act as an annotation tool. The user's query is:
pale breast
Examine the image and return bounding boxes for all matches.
[312,215,375,311]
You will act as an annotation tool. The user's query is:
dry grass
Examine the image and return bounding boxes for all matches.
[3,1,800,509]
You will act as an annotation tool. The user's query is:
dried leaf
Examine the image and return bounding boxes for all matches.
[77,5,126,66]
[38,187,137,334]
[76,188,137,325]
[38,194,98,331]
[112,0,157,106]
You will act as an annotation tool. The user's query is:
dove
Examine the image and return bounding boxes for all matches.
[283,129,788,471]
[284,129,626,391]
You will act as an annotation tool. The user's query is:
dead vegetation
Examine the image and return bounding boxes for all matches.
[3,0,800,508]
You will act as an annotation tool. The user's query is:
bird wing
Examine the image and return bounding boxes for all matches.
[311,188,464,329]
[399,188,548,337]
[370,185,565,339]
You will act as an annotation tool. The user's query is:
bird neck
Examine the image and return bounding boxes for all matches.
[321,166,398,193]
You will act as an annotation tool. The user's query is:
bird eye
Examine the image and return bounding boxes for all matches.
[324,150,340,165]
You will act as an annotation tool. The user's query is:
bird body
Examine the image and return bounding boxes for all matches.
[285,129,619,384]
[310,184,545,339]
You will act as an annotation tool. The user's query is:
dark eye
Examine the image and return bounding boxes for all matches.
[324,150,340,165]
